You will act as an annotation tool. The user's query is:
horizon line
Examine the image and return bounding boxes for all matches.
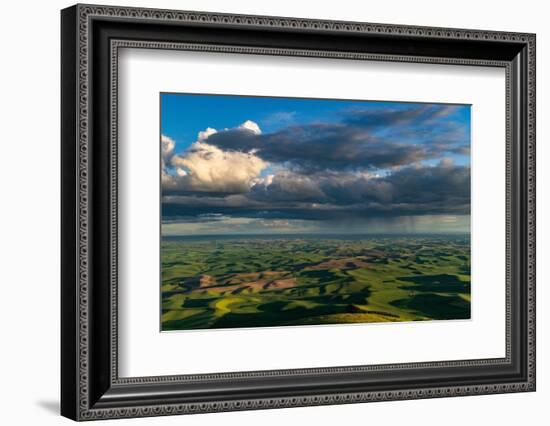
[162,231,470,237]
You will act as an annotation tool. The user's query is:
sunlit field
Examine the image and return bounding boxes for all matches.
[161,234,470,331]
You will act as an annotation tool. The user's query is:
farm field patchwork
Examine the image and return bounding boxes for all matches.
[161,234,470,331]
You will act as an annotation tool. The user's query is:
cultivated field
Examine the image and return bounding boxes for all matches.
[161,235,470,331]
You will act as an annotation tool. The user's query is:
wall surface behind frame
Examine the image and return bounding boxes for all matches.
[0,0,547,424]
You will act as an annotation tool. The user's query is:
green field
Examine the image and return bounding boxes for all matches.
[161,235,470,331]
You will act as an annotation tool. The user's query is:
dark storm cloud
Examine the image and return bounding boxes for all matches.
[249,162,470,215]
[162,162,470,221]
[206,123,427,173]
[204,104,469,173]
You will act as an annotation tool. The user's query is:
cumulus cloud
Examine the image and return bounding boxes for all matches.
[168,141,267,193]
[197,127,217,141]
[239,120,261,134]
[161,134,175,168]
[161,134,178,187]
[162,121,267,194]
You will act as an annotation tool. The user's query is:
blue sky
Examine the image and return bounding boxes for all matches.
[162,93,385,142]
[160,93,471,235]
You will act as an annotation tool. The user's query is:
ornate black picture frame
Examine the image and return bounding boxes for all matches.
[61,4,536,421]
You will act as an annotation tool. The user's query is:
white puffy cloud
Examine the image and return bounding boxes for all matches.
[161,135,177,186]
[161,134,175,167]
[239,120,261,135]
[163,121,267,194]
[170,141,267,193]
[197,127,217,141]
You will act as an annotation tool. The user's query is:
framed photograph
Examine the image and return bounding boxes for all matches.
[61,4,536,421]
